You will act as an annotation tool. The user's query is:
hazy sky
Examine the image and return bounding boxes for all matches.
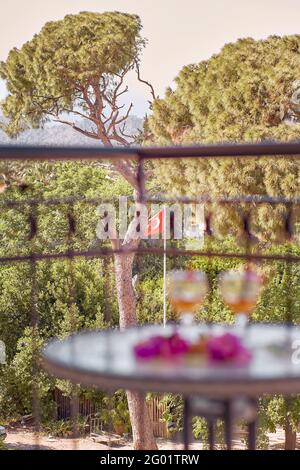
[1,0,300,115]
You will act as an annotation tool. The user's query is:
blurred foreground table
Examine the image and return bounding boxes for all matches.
[43,324,300,449]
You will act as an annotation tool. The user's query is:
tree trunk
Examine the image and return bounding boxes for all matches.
[285,421,297,450]
[114,252,157,450]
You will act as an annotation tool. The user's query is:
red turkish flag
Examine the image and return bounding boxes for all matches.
[144,209,164,237]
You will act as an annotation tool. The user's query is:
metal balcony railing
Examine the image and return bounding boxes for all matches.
[0,142,300,450]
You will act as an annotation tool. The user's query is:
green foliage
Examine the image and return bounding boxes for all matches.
[0,258,115,355]
[42,416,89,437]
[0,162,123,421]
[101,391,131,434]
[160,394,183,434]
[254,258,300,324]
[0,440,8,450]
[0,327,55,420]
[0,264,32,359]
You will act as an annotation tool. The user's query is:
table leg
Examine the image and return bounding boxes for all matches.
[183,397,190,450]
[248,420,256,450]
[224,400,232,450]
[208,419,215,450]
[248,398,258,450]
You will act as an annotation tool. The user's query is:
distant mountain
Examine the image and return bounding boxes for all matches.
[0,114,143,146]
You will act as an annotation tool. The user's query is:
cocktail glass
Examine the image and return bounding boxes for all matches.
[168,270,208,326]
[218,268,263,337]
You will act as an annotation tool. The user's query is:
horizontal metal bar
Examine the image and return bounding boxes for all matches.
[1,141,300,161]
[146,195,300,206]
[0,246,299,264]
[138,142,300,159]
[0,145,139,161]
[0,195,132,208]
[1,193,300,208]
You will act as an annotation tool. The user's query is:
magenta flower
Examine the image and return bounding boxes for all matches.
[206,333,251,365]
[134,333,190,360]
[133,336,164,359]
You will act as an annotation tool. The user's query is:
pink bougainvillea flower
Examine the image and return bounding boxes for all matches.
[134,331,251,366]
[165,333,190,356]
[133,336,164,359]
[134,333,190,360]
[206,333,252,365]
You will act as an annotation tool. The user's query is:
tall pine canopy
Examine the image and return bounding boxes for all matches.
[148,36,300,239]
[149,35,300,143]
[0,11,144,141]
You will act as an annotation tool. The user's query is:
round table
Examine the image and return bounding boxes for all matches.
[42,323,300,450]
[43,323,300,396]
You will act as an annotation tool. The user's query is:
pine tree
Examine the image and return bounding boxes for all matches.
[0,13,157,446]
